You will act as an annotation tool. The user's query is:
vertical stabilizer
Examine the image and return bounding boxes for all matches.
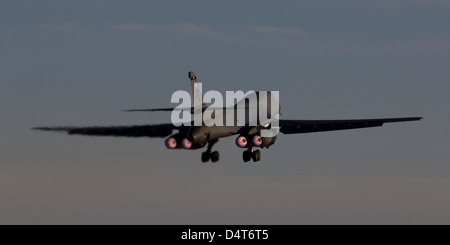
[189,71,204,106]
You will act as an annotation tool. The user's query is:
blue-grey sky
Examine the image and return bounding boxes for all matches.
[1,0,449,224]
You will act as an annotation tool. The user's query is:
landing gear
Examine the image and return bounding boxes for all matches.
[201,139,219,163]
[243,148,262,162]
[243,150,252,162]
[252,150,261,162]
[211,151,220,163]
[201,151,210,162]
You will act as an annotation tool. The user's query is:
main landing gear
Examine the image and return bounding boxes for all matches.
[201,139,220,163]
[243,148,261,163]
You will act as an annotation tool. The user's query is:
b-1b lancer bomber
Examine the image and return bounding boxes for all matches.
[34,72,422,163]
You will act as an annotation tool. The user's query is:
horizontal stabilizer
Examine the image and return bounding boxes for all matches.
[124,108,177,112]
[124,105,255,113]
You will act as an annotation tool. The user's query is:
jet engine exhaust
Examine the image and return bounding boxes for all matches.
[235,136,248,148]
[253,135,262,147]
[165,137,178,149]
[182,138,193,149]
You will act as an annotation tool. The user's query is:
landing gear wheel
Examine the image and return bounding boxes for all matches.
[243,151,252,162]
[201,151,210,163]
[201,139,219,163]
[252,150,261,162]
[211,151,220,163]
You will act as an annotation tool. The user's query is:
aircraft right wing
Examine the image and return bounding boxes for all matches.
[279,117,422,134]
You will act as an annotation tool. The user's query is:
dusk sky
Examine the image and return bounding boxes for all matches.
[1,0,449,224]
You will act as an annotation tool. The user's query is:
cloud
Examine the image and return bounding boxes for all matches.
[414,0,450,7]
[247,25,305,36]
[169,22,226,40]
[316,37,450,57]
[40,23,81,30]
[43,22,305,45]
[108,23,154,32]
[109,23,305,41]
[108,22,226,40]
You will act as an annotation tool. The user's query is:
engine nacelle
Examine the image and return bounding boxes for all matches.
[236,135,277,148]
[165,134,183,149]
[252,135,277,148]
[181,138,206,150]
[166,131,207,150]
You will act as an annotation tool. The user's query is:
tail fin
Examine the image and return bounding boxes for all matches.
[189,71,204,107]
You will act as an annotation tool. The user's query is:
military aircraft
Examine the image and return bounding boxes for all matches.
[34,72,422,163]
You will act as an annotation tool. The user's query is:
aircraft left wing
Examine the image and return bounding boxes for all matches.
[33,124,177,138]
[279,117,422,135]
